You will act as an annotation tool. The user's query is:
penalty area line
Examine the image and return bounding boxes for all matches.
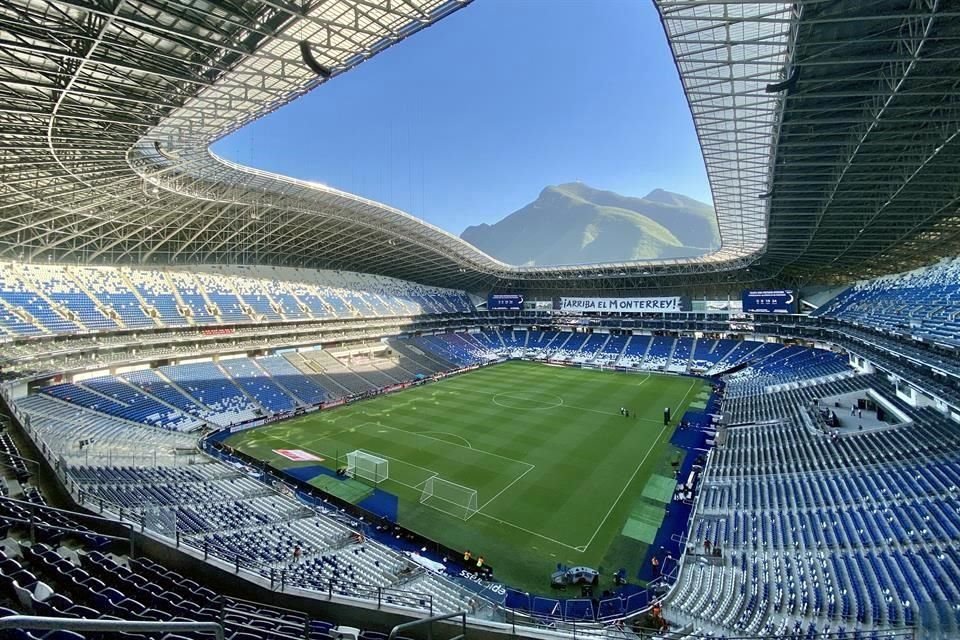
[251,430,443,481]
[477,464,536,511]
[473,510,583,552]
[359,422,534,469]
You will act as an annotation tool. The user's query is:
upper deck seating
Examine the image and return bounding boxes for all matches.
[69,267,155,328]
[0,262,475,335]
[815,257,960,347]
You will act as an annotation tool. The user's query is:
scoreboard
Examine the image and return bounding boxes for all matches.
[741,289,798,314]
[487,294,524,310]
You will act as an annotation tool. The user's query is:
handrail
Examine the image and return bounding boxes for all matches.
[0,514,128,542]
[388,611,467,640]
[0,495,135,555]
[0,448,40,467]
[0,615,225,640]
[0,494,126,526]
[0,494,140,534]
[0,459,31,477]
[222,592,308,619]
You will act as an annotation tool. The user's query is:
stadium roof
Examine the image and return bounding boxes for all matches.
[760,0,960,283]
[0,0,958,292]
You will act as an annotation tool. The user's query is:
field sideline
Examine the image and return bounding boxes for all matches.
[225,360,705,594]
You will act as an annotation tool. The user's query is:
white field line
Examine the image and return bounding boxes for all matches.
[478,464,537,511]
[411,474,438,491]
[561,403,663,424]
[449,380,668,423]
[419,494,472,520]
[361,422,534,469]
[255,430,442,480]
[415,492,582,550]
[579,379,700,551]
[473,511,583,551]
[258,425,537,513]
[491,392,564,411]
[245,419,368,449]
[244,373,702,556]
[672,379,702,426]
[261,426,569,548]
[634,373,652,387]
[418,431,473,449]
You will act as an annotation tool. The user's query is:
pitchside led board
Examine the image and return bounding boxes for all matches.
[487,293,524,310]
[741,289,799,314]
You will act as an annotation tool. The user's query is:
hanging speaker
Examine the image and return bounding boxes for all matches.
[300,41,332,78]
[765,67,800,93]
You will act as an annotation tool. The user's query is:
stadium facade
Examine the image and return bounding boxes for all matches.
[0,1,958,639]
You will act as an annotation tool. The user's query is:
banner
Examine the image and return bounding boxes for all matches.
[558,296,682,312]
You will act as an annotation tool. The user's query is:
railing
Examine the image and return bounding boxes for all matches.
[388,611,466,640]
[0,495,135,554]
[56,467,148,531]
[219,596,323,640]
[198,436,482,609]
[170,539,442,616]
[5,400,462,623]
[265,570,436,614]
[0,448,40,477]
[0,615,225,640]
[130,517,449,622]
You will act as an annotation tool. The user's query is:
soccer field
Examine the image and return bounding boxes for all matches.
[225,360,705,594]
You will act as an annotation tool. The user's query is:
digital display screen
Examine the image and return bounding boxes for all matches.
[488,294,524,310]
[741,289,798,314]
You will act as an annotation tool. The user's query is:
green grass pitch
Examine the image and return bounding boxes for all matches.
[225,360,705,594]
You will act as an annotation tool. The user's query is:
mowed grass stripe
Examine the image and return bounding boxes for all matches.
[360,408,544,457]
[226,361,706,594]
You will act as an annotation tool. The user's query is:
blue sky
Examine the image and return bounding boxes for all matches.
[213,0,711,236]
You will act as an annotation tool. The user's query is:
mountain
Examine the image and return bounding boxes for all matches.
[460,183,720,267]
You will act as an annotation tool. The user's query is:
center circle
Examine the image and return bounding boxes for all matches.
[492,391,564,410]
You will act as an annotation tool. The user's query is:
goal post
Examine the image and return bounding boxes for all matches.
[420,475,479,520]
[346,450,389,484]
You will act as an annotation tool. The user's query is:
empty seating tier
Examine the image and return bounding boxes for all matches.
[816,257,960,348]
[0,262,474,335]
[666,372,960,638]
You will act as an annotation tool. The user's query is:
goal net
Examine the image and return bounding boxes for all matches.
[346,450,389,484]
[420,476,479,520]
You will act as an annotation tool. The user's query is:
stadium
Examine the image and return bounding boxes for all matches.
[0,0,958,639]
